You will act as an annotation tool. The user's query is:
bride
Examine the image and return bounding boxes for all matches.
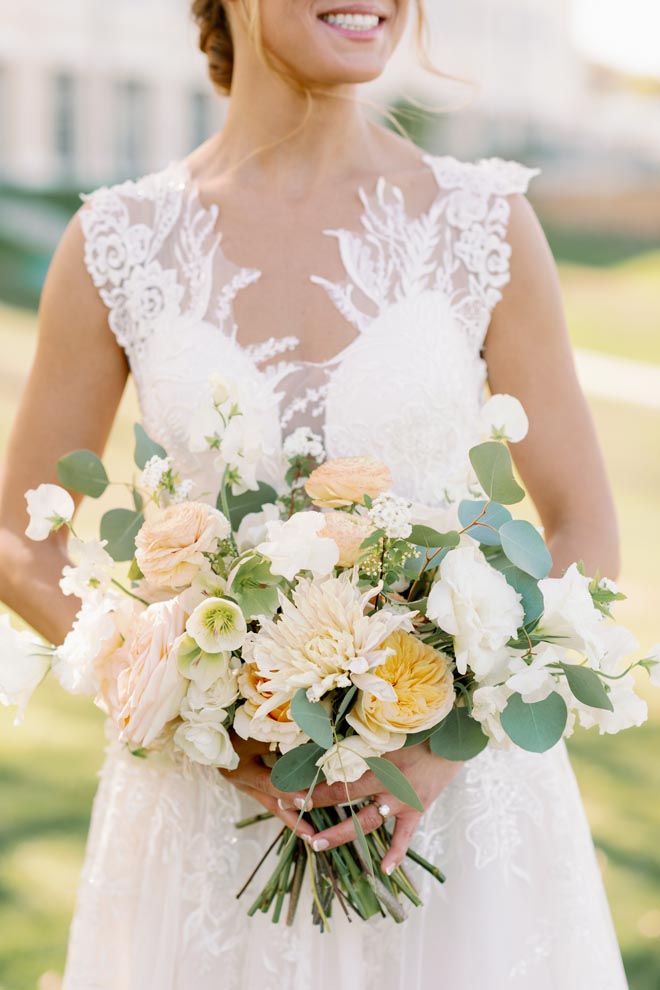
[0,1,630,987]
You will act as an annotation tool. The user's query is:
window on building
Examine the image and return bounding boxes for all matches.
[115,79,149,178]
[53,72,77,178]
[190,90,212,150]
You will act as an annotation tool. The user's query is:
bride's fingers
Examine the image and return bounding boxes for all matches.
[380,810,421,875]
[222,757,287,800]
[310,797,401,852]
[285,773,379,811]
[233,783,317,840]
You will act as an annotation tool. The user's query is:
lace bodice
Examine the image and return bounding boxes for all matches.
[80,153,538,507]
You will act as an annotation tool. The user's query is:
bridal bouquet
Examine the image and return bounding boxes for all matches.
[2,382,659,930]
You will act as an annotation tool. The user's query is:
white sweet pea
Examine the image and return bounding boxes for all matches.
[427,545,524,678]
[257,511,340,582]
[598,576,619,595]
[54,591,126,696]
[0,614,50,723]
[25,484,74,541]
[575,675,647,735]
[596,624,639,675]
[506,644,567,702]
[470,686,513,746]
[316,735,376,786]
[537,564,605,663]
[174,718,239,769]
[186,597,247,653]
[235,503,281,553]
[480,394,529,443]
[60,538,114,600]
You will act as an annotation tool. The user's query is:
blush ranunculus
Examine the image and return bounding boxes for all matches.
[135,502,230,591]
[305,457,392,508]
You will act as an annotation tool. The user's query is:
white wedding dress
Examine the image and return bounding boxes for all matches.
[63,154,629,989]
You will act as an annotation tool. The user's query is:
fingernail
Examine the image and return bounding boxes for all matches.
[312,838,329,852]
[277,798,291,811]
[384,862,396,876]
[301,833,313,845]
[293,797,306,810]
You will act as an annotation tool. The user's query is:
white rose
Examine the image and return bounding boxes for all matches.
[25,484,74,541]
[480,394,529,443]
[427,545,524,678]
[182,664,239,715]
[0,614,50,723]
[257,511,340,582]
[537,564,605,663]
[470,686,513,746]
[235,503,281,553]
[174,718,239,769]
[316,735,376,786]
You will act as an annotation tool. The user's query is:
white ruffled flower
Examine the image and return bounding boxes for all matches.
[53,590,126,696]
[60,538,114,600]
[480,394,529,443]
[368,492,413,540]
[537,564,606,664]
[186,597,247,653]
[506,644,567,702]
[257,511,339,582]
[427,545,524,678]
[174,718,239,769]
[0,614,50,723]
[235,503,281,553]
[25,484,74,541]
[316,735,375,786]
[181,662,239,715]
[575,675,647,735]
[470,686,512,746]
[282,427,325,462]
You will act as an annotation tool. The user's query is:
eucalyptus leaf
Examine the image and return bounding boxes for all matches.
[469,442,525,505]
[409,526,460,550]
[500,520,553,580]
[458,500,512,546]
[335,686,358,724]
[290,690,334,749]
[488,551,544,627]
[133,423,167,470]
[365,757,424,812]
[100,508,145,562]
[352,810,374,875]
[57,449,109,499]
[429,708,488,762]
[127,557,144,582]
[559,663,613,712]
[403,726,436,748]
[500,692,568,753]
[270,742,325,792]
[132,486,144,513]
[222,482,278,529]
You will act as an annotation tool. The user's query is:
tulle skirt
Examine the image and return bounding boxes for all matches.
[63,729,628,990]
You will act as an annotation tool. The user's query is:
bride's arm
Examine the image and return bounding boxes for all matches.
[484,194,620,580]
[0,214,129,644]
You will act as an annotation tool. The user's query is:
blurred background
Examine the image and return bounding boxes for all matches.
[0,1,658,987]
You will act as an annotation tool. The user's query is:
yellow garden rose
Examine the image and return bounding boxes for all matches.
[347,630,455,741]
[318,511,375,568]
[305,457,392,508]
[135,502,230,591]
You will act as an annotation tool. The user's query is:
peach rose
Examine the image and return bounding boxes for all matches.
[113,598,189,748]
[135,502,230,591]
[305,457,392,508]
[233,663,307,753]
[347,630,455,741]
[318,512,375,568]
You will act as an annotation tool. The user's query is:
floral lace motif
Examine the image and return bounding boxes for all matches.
[67,155,629,989]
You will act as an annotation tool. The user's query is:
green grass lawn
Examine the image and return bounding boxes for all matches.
[0,250,659,989]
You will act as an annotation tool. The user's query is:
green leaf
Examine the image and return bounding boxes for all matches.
[488,551,544,627]
[100,508,144,562]
[222,482,278,529]
[290,689,334,749]
[133,424,167,469]
[364,757,424,812]
[132,486,144,513]
[559,663,613,712]
[457,500,512,546]
[127,557,144,582]
[335,686,358,724]
[469,442,525,505]
[352,810,374,875]
[403,726,436,748]
[270,742,325,792]
[359,530,385,551]
[500,520,553,580]
[429,708,488,762]
[500,692,568,753]
[57,450,109,499]
[409,526,460,550]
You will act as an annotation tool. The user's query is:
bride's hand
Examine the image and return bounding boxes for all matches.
[219,734,317,842]
[281,744,463,875]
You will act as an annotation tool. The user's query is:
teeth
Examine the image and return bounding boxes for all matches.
[321,12,381,31]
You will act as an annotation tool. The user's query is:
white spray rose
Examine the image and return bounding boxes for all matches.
[181,665,239,716]
[316,735,375,786]
[0,614,49,723]
[427,545,524,678]
[174,718,239,769]
[257,511,340,582]
[480,394,529,443]
[25,484,74,541]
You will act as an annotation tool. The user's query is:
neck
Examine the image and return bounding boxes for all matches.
[201,55,383,195]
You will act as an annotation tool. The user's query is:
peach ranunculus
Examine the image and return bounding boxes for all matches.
[347,630,455,745]
[318,511,375,568]
[305,457,392,508]
[112,598,189,748]
[233,663,308,753]
[135,502,230,591]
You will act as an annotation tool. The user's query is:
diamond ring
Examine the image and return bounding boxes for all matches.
[376,802,392,819]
